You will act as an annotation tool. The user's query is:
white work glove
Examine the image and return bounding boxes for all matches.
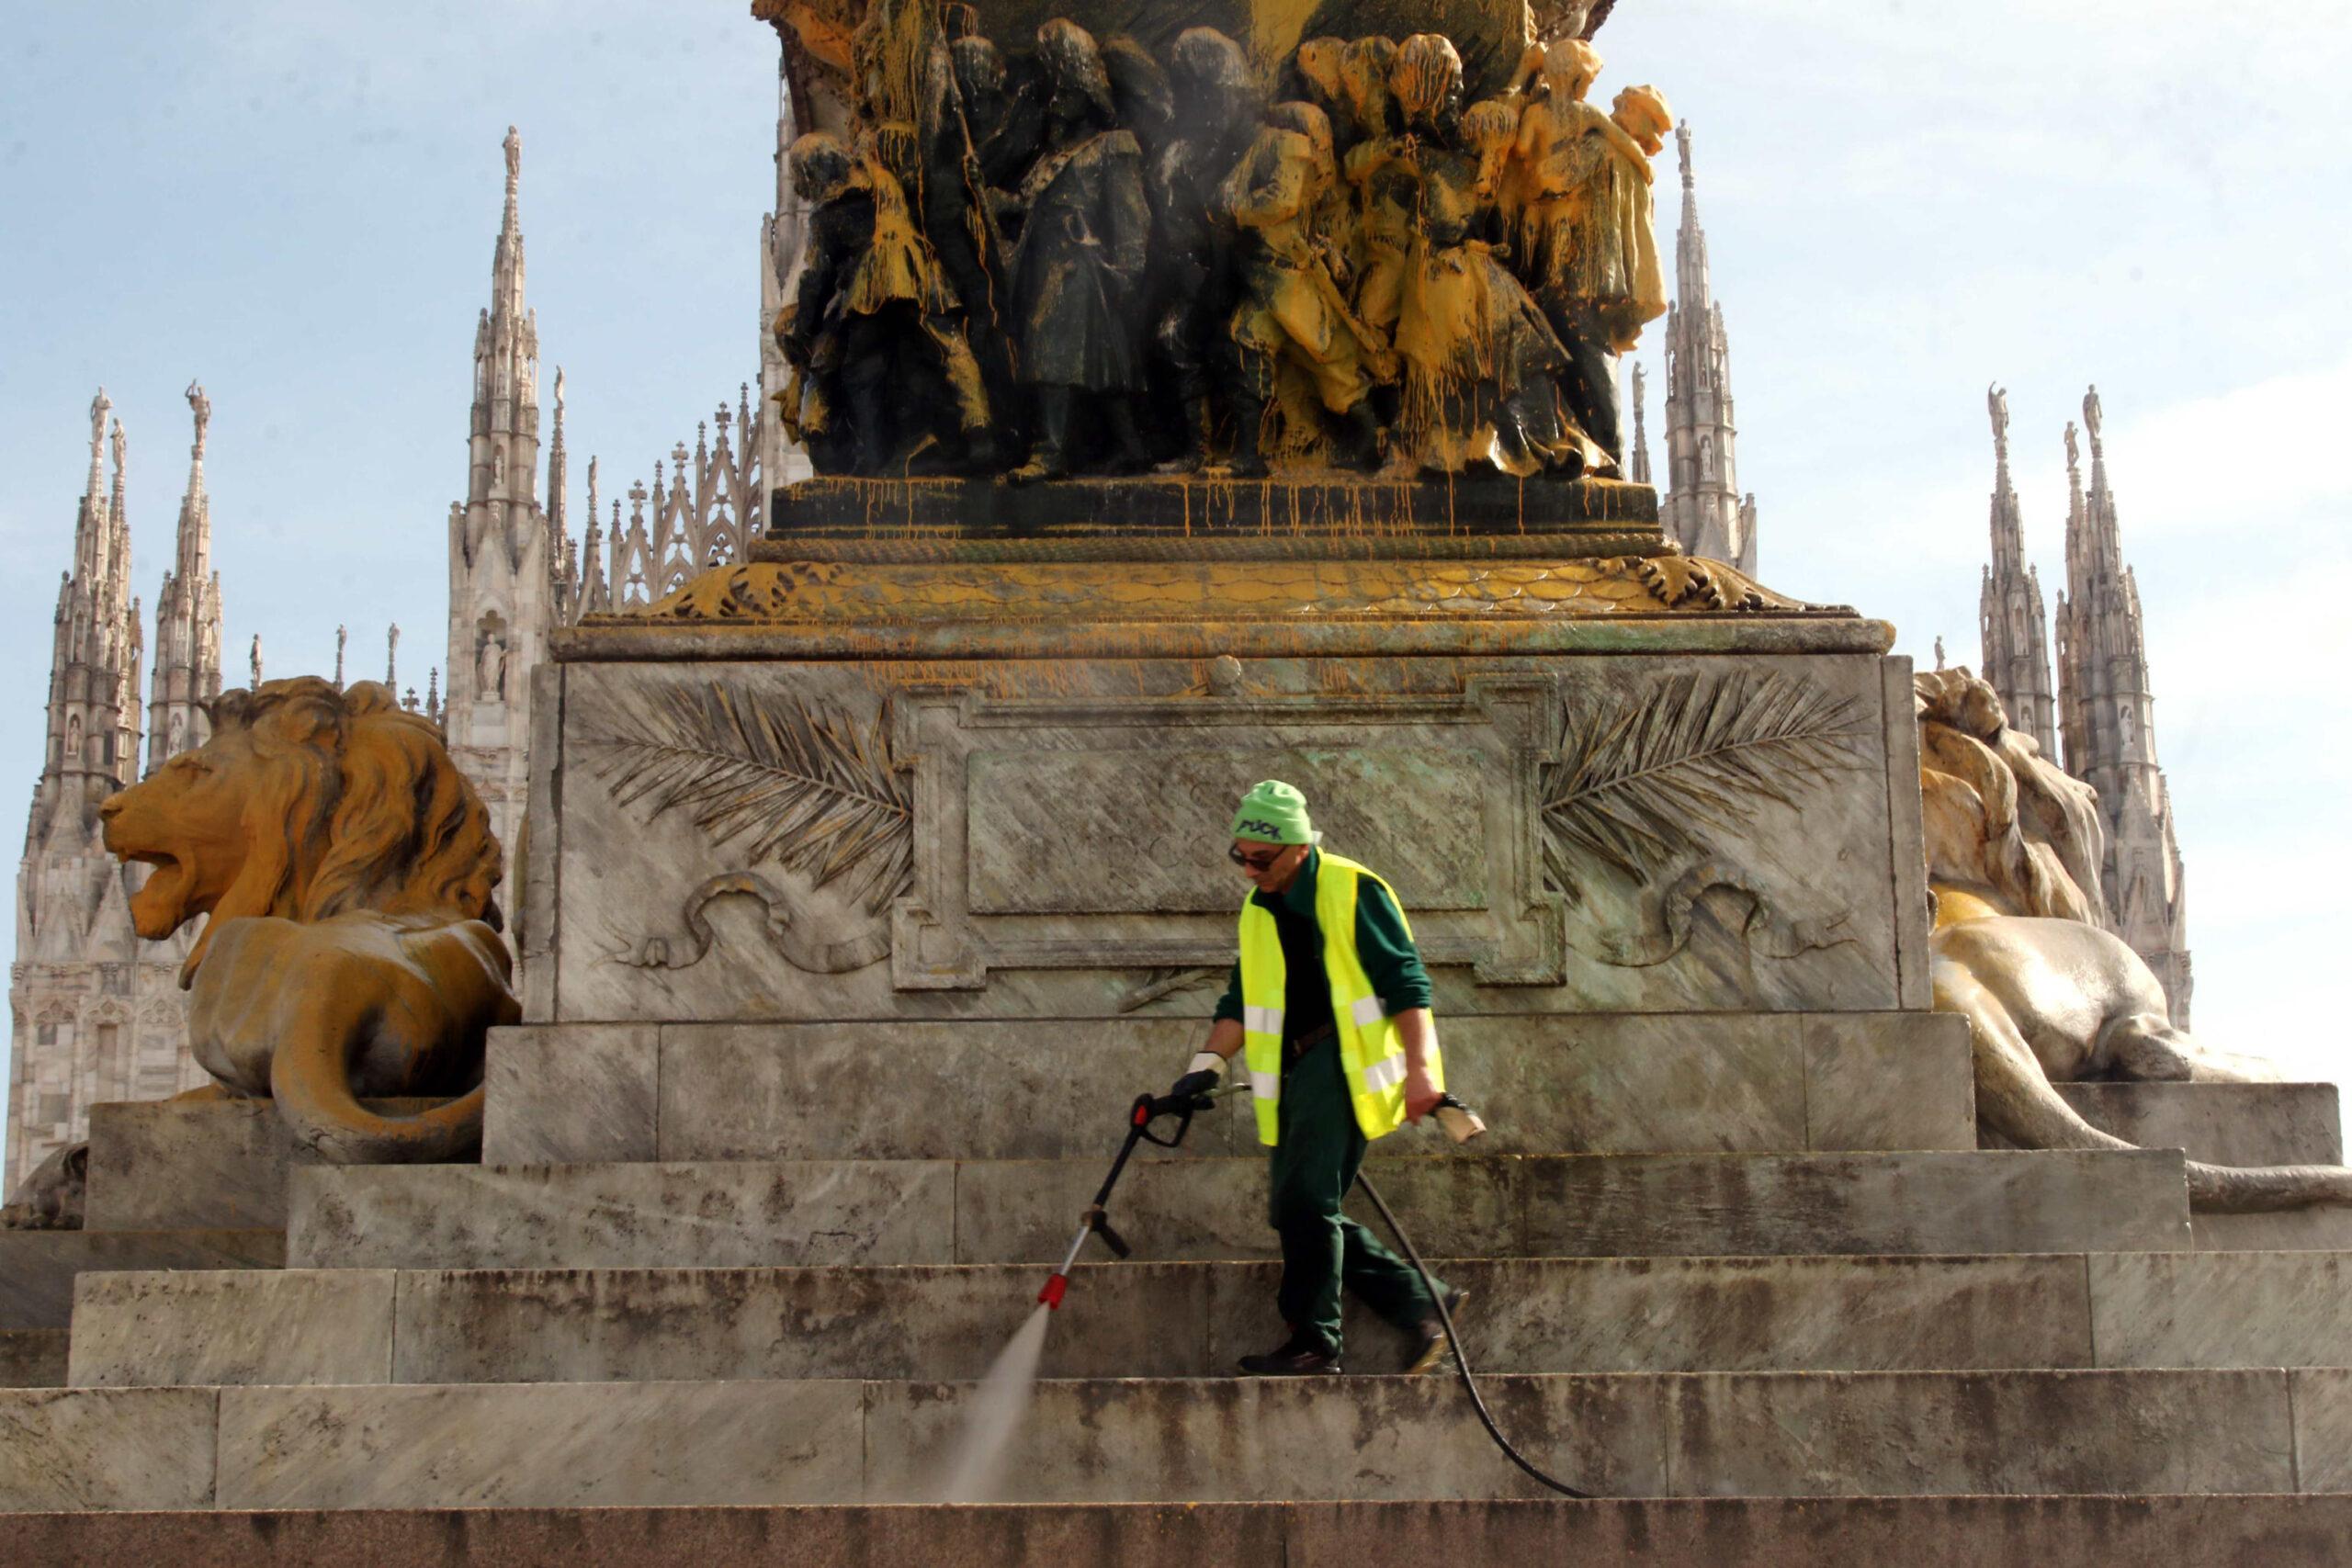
[1168,1051,1227,1103]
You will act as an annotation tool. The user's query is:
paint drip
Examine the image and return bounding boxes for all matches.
[935,1302,1054,1503]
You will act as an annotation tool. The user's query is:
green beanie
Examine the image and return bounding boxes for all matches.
[1230,780,1316,844]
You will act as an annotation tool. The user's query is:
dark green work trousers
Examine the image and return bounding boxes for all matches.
[1270,1032,1443,1357]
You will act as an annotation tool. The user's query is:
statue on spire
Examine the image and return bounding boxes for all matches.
[187,379,211,460]
[1987,383,2008,461]
[2084,385,2104,450]
[334,625,347,687]
[90,389,110,453]
[503,126,521,197]
[108,418,125,476]
[249,636,263,688]
[2064,420,2080,478]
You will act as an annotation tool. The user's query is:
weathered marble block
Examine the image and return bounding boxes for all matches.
[0,1227,283,1330]
[289,1159,959,1269]
[0,1387,217,1510]
[215,1381,865,1509]
[83,1096,455,1232]
[0,1330,67,1389]
[2055,1081,2343,1166]
[481,1011,1975,1167]
[864,1368,2295,1503]
[1655,1368,2295,1498]
[69,1269,394,1388]
[2087,1251,2352,1369]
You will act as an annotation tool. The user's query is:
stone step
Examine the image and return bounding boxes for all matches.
[6,1368,2347,1511]
[0,1330,67,1388]
[83,1097,458,1232]
[0,1227,283,1330]
[482,1013,1975,1166]
[2195,1208,2352,1252]
[5,1495,2350,1568]
[65,1248,2352,1388]
[286,1147,2191,1272]
[1984,1083,2350,1252]
[2052,1081,2344,1167]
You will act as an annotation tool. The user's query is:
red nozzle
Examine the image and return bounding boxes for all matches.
[1038,1274,1069,1310]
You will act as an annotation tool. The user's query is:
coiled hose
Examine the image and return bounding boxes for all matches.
[1354,1172,1592,1499]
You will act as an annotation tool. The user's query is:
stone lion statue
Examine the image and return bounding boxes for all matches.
[97,677,519,1164]
[1919,669,2349,1211]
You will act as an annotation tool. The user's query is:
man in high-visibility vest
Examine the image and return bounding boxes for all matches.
[1167,780,1461,1376]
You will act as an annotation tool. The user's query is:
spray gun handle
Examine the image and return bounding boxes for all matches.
[1137,1090,1204,1147]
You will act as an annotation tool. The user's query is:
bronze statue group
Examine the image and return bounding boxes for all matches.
[776,11,1670,485]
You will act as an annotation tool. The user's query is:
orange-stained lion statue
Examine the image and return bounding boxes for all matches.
[98,676,519,1164]
[1919,668,2350,1211]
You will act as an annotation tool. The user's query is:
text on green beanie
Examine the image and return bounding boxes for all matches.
[1230,780,1315,845]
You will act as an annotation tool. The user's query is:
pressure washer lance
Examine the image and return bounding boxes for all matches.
[1035,1083,1220,1309]
[1041,1079,1589,1498]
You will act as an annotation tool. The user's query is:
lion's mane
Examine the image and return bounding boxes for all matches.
[187,677,502,976]
[1916,668,2108,929]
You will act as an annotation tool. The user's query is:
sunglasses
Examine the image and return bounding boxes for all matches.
[1229,844,1288,872]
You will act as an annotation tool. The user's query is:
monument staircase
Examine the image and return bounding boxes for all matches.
[6,478,2352,1562]
[6,1018,2352,1561]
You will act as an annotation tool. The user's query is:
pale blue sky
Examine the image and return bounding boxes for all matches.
[3,2,2347,1090]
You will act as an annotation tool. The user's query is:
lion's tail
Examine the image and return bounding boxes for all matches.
[2188,1160,2352,1213]
[270,1037,485,1165]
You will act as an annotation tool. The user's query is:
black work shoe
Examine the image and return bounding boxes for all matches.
[1238,1340,1344,1377]
[1404,1288,1469,1375]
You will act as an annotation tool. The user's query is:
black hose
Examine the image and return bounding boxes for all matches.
[1354,1172,1592,1499]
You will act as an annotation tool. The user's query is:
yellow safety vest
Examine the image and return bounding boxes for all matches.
[1238,851,1442,1146]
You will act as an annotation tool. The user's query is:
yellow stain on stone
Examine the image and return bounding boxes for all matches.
[618,550,1809,628]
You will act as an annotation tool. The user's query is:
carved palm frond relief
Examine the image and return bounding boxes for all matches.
[582,682,912,914]
[1543,671,1871,890]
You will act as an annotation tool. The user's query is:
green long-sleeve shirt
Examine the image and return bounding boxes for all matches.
[1212,848,1433,1043]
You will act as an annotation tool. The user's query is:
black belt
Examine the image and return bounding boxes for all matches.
[1285,1022,1335,1065]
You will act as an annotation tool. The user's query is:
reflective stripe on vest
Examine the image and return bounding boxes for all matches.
[1236,851,1442,1146]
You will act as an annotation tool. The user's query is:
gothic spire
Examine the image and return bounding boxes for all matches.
[581,456,609,614]
[174,381,213,583]
[2080,384,2124,579]
[2052,385,2190,1021]
[1976,384,2056,758]
[1628,363,1653,487]
[1657,120,1754,573]
[1673,119,1710,311]
[2064,419,2085,530]
[1985,384,2022,573]
[547,366,573,615]
[494,126,526,328]
[74,390,110,590]
[147,381,225,770]
[446,123,558,896]
[36,389,143,825]
[105,419,130,608]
